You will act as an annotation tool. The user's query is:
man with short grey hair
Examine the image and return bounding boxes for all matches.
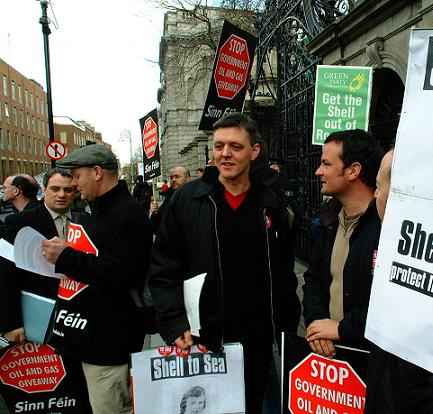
[169,165,190,190]
[42,144,153,414]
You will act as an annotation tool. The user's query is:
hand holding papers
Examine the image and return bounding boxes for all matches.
[14,227,64,279]
[184,273,206,337]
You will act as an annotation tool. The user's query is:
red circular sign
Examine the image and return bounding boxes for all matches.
[142,117,158,159]
[0,343,66,394]
[214,34,250,100]
[289,353,366,414]
[45,141,67,161]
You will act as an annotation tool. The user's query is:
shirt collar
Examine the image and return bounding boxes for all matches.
[44,203,72,221]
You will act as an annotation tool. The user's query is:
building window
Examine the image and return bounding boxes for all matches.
[11,81,16,100]
[18,85,22,104]
[20,111,24,129]
[24,90,28,107]
[34,140,37,155]
[21,135,25,153]
[15,133,19,152]
[12,107,17,127]
[4,103,9,123]
[2,75,8,97]
[32,117,36,132]
[60,131,67,144]
[30,93,34,111]
[40,101,44,116]
[7,130,11,150]
[0,129,3,150]
[28,136,32,153]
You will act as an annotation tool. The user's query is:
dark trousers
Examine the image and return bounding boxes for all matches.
[242,340,273,414]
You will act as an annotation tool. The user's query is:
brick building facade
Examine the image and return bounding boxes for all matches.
[0,58,50,182]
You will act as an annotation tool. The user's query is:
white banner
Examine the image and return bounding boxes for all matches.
[131,343,245,414]
[366,29,433,372]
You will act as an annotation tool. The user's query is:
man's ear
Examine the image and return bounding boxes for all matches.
[346,162,362,181]
[94,166,104,182]
[251,143,261,161]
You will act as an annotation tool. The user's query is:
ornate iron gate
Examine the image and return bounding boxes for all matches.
[251,0,354,260]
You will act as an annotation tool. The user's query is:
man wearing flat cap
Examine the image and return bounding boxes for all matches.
[42,144,153,414]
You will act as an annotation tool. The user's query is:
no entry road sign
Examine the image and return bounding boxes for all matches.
[45,141,67,161]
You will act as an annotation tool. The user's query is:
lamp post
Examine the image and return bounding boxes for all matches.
[120,130,134,187]
[38,0,55,167]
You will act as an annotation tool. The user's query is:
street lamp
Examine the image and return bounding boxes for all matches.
[38,0,55,167]
[120,129,134,186]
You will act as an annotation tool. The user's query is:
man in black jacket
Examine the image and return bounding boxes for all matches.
[0,168,77,343]
[42,145,153,414]
[303,129,383,357]
[149,113,300,413]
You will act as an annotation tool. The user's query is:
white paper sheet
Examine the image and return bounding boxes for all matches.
[14,227,64,279]
[184,273,206,337]
[0,238,14,262]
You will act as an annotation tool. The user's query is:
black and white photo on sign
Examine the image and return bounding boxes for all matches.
[131,344,245,414]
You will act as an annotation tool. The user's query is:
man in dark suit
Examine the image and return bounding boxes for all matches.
[2,174,40,213]
[0,168,78,343]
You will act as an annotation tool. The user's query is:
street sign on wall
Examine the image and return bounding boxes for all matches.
[139,109,161,180]
[312,65,372,145]
[199,20,257,131]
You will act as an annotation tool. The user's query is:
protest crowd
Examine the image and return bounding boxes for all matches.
[0,112,433,414]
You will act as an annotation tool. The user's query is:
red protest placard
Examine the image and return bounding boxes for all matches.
[289,353,366,414]
[0,343,65,394]
[214,34,250,100]
[142,117,158,159]
[57,223,98,300]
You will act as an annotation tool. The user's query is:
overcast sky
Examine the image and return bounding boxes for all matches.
[0,0,164,164]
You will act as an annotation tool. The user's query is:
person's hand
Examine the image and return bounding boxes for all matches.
[175,330,193,350]
[306,319,340,341]
[4,327,26,344]
[150,201,159,215]
[308,339,335,358]
[42,237,68,264]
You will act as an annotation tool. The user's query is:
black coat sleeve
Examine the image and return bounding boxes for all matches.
[55,209,153,292]
[272,206,301,336]
[148,195,190,345]
[337,299,369,343]
[302,226,331,328]
[0,257,22,332]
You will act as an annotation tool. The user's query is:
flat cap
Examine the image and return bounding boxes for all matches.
[57,144,118,170]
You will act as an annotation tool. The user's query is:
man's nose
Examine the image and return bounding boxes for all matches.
[221,145,231,157]
[315,165,322,176]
